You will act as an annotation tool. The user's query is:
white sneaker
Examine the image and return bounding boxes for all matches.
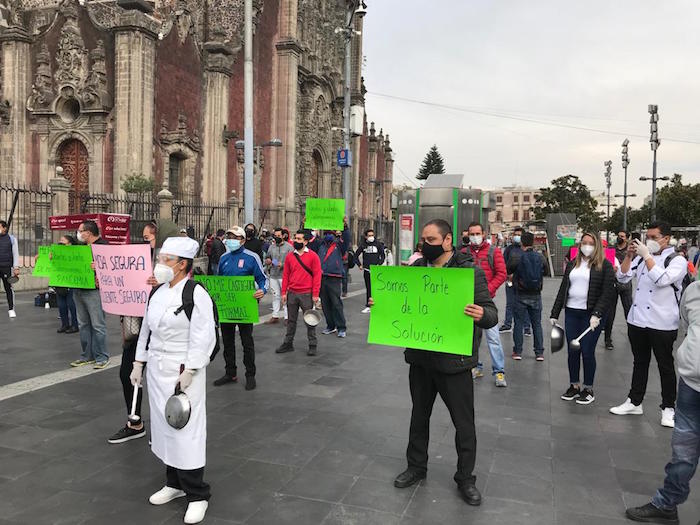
[184,501,209,524]
[8,309,16,318]
[661,407,675,428]
[149,486,186,505]
[361,307,371,314]
[609,398,643,416]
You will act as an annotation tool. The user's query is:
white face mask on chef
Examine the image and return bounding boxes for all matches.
[153,263,177,284]
[645,239,661,255]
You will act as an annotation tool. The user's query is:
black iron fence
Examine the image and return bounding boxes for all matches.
[172,197,229,253]
[0,184,52,268]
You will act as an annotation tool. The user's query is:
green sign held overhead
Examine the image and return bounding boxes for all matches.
[32,245,52,277]
[562,237,576,247]
[194,275,260,324]
[48,245,96,289]
[368,265,475,355]
[304,198,345,231]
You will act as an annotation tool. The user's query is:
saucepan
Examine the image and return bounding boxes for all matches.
[550,323,565,353]
[165,365,191,430]
[303,307,323,327]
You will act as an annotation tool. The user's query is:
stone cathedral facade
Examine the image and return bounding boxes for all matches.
[0,0,394,228]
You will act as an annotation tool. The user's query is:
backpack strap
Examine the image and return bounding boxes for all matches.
[176,280,222,361]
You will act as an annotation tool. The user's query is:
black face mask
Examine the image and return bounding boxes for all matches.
[246,230,254,239]
[617,238,625,245]
[421,242,445,262]
[275,237,283,244]
[293,241,304,251]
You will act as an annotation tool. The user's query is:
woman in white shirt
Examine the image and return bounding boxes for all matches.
[130,237,217,525]
[550,233,616,405]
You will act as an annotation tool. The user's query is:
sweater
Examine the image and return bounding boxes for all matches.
[218,247,268,293]
[266,241,294,279]
[550,259,616,319]
[404,251,499,373]
[318,229,351,278]
[282,248,322,297]
[0,233,18,268]
[355,240,385,268]
[678,281,700,392]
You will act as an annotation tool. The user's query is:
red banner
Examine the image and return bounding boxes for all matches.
[49,213,131,245]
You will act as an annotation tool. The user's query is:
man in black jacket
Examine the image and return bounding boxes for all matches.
[372,219,498,506]
[603,230,633,350]
[355,228,385,313]
[208,229,227,275]
[244,223,264,262]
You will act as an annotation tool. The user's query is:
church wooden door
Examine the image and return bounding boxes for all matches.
[58,139,89,213]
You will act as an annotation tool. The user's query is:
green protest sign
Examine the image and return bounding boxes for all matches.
[304,198,345,230]
[32,245,52,277]
[194,275,259,323]
[562,237,576,247]
[48,245,96,289]
[368,266,474,355]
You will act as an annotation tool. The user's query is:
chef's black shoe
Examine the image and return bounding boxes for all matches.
[625,503,679,524]
[245,376,256,391]
[393,468,426,488]
[275,344,294,354]
[458,484,482,506]
[213,375,238,387]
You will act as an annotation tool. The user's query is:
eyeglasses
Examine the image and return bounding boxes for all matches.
[157,254,179,263]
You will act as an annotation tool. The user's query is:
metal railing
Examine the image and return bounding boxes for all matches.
[172,196,229,255]
[0,184,52,268]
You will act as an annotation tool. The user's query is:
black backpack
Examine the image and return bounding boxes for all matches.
[516,250,543,292]
[148,280,221,361]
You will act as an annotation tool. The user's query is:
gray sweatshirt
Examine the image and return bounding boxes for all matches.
[678,281,700,393]
[266,241,294,279]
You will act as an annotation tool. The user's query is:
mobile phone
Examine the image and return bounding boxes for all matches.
[631,232,641,241]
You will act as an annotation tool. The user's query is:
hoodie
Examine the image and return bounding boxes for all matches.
[678,280,700,392]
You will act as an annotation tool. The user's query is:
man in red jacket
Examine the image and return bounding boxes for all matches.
[461,222,508,387]
[276,230,322,356]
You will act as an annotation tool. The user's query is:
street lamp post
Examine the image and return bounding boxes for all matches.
[243,0,254,224]
[604,160,612,243]
[614,138,636,232]
[639,105,668,222]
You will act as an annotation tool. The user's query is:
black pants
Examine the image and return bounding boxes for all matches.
[320,276,346,331]
[407,364,477,486]
[0,267,14,310]
[119,339,143,421]
[284,291,317,348]
[221,323,255,378]
[363,269,371,306]
[627,324,678,409]
[166,465,210,502]
[604,283,634,341]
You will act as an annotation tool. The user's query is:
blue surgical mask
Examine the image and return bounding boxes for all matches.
[513,235,521,244]
[324,234,335,243]
[225,239,241,252]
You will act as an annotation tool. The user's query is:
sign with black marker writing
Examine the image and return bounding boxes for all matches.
[92,244,152,316]
[367,266,474,355]
[194,275,260,324]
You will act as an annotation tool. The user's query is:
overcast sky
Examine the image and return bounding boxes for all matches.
[362,0,700,208]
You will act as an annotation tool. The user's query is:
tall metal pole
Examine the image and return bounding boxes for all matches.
[342,5,353,217]
[622,164,628,231]
[244,0,254,225]
[604,160,612,244]
[651,149,657,222]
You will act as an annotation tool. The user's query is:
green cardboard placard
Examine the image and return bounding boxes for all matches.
[48,245,96,289]
[194,275,260,324]
[304,198,345,230]
[562,237,576,247]
[368,265,474,355]
[32,245,52,277]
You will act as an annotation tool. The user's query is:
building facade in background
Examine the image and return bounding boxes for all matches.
[488,185,541,233]
[0,0,393,229]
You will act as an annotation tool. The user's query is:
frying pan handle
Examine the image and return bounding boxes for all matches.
[174,363,185,395]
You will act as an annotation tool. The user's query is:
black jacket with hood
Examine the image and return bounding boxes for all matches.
[404,250,499,373]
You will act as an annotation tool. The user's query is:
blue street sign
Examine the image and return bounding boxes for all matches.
[337,149,352,168]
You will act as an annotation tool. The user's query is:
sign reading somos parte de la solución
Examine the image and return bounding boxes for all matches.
[368,265,475,355]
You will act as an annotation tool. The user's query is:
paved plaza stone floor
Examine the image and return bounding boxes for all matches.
[1,277,699,524]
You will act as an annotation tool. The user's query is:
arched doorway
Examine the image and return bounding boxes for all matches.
[57,139,89,213]
[310,150,323,197]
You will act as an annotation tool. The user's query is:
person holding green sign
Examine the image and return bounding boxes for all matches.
[372,219,498,507]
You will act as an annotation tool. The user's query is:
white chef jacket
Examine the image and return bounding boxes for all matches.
[616,247,687,330]
[135,278,216,470]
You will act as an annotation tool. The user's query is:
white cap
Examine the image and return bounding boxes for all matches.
[161,237,200,259]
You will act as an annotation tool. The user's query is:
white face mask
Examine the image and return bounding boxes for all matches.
[646,239,661,255]
[580,244,594,258]
[76,230,85,243]
[367,236,375,243]
[469,235,483,246]
[153,263,176,284]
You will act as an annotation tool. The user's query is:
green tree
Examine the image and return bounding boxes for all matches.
[417,145,446,180]
[121,173,155,195]
[652,174,700,226]
[533,174,603,232]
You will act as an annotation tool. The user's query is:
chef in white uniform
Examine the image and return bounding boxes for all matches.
[130,237,216,525]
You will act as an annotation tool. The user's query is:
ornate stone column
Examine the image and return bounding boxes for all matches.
[202,36,234,202]
[367,122,378,218]
[158,187,173,221]
[112,2,158,193]
[383,135,394,222]
[0,19,31,186]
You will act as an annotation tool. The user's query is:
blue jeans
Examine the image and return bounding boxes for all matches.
[477,324,505,374]
[652,378,700,511]
[504,284,530,330]
[513,295,543,356]
[73,289,109,363]
[57,290,78,329]
[565,307,603,387]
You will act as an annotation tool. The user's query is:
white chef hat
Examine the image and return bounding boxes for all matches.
[161,237,200,259]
